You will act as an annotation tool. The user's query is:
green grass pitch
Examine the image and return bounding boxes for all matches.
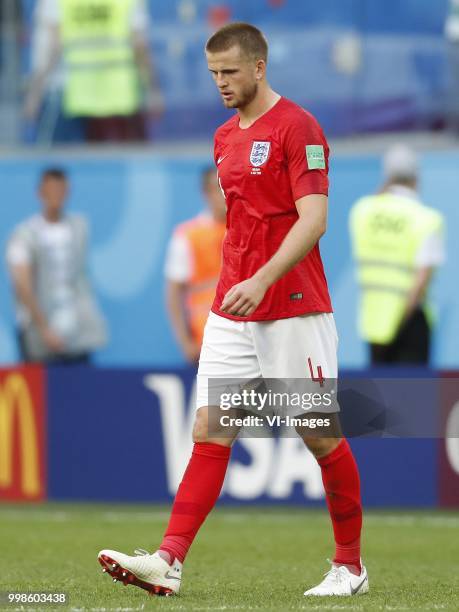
[0,503,458,610]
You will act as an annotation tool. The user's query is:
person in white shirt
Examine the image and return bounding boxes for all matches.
[6,167,107,363]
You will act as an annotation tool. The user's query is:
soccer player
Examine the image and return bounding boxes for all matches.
[98,22,368,598]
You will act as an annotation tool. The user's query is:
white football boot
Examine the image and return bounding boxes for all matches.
[98,548,182,596]
[304,560,369,597]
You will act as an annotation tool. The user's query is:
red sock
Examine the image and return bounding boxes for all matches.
[159,442,231,564]
[317,438,362,575]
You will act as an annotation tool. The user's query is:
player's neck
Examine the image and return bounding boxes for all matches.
[238,87,281,129]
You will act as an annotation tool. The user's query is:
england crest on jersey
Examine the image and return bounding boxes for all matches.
[250,141,271,167]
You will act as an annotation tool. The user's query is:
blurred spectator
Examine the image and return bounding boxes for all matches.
[0,1,22,69]
[349,145,446,365]
[24,0,163,142]
[445,0,459,132]
[0,0,22,144]
[164,168,226,364]
[6,168,107,364]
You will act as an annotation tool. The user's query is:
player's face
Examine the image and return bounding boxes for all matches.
[206,45,263,109]
[39,177,68,219]
[204,172,227,223]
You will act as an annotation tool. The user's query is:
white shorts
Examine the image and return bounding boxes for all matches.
[196,311,338,410]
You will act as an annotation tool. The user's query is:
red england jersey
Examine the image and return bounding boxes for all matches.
[212,96,333,321]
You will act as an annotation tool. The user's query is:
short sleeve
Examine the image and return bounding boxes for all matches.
[284,112,329,202]
[6,231,33,268]
[415,229,446,268]
[164,231,193,283]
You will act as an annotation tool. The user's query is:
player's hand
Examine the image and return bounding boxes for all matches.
[40,326,66,353]
[220,277,268,317]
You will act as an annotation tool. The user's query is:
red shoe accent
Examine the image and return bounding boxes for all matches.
[98,554,175,597]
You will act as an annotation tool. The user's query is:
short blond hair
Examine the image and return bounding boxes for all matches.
[206,22,268,62]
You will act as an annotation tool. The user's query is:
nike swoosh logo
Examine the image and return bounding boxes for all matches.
[165,571,181,581]
[350,575,367,595]
[217,154,229,165]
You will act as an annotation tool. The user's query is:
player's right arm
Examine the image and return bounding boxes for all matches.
[221,109,330,318]
[252,193,328,284]
[221,194,327,317]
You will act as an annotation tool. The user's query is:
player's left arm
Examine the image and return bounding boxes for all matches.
[221,195,327,316]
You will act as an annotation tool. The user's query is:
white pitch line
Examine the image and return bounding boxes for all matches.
[216,513,459,528]
[0,510,170,523]
[0,509,458,529]
[0,510,72,522]
[102,511,170,522]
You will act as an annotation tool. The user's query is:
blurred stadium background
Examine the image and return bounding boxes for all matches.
[1,1,459,608]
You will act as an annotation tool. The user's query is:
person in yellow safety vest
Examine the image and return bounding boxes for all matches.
[349,144,446,365]
[164,167,227,364]
[24,0,163,141]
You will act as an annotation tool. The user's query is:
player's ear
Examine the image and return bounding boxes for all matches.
[255,59,265,81]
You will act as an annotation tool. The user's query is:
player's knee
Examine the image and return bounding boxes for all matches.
[192,408,211,443]
[302,436,341,459]
[192,406,240,445]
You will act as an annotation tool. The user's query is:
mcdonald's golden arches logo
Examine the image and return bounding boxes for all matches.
[0,369,45,500]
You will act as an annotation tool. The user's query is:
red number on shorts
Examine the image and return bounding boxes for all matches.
[308,357,325,387]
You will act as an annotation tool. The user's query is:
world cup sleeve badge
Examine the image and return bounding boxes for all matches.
[250,141,271,167]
